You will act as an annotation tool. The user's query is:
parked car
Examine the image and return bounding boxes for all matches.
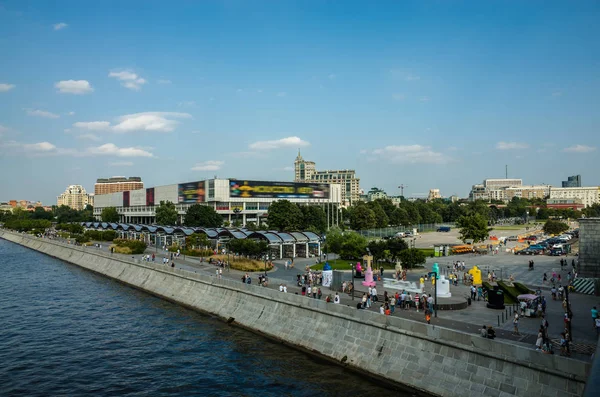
[437,226,451,232]
[507,236,519,241]
[526,236,538,241]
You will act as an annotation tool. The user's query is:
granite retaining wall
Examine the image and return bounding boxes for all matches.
[0,230,590,397]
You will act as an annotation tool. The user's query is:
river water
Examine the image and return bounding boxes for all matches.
[0,239,405,396]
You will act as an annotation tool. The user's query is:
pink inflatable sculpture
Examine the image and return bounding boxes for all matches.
[362,265,377,287]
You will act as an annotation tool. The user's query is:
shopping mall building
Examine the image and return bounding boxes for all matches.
[93,178,342,226]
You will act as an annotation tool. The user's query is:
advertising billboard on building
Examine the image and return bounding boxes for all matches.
[229,180,330,199]
[178,181,205,203]
[123,191,130,207]
[146,188,155,206]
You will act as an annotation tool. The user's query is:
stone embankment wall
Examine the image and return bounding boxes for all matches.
[579,218,600,279]
[0,230,589,397]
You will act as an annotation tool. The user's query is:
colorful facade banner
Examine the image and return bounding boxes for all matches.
[123,191,130,207]
[146,188,155,206]
[178,181,205,203]
[229,180,330,199]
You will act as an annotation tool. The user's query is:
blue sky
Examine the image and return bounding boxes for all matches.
[1,0,599,204]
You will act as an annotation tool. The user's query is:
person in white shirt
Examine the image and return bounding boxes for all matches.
[334,293,340,304]
[372,287,378,302]
[283,285,287,293]
[279,284,284,292]
[379,305,385,315]
[307,285,312,297]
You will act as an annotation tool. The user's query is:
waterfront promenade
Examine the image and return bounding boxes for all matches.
[82,234,597,362]
[1,230,592,397]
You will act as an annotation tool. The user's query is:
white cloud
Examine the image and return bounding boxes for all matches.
[67,111,75,116]
[109,161,134,166]
[109,70,147,90]
[26,109,60,119]
[249,136,310,150]
[392,93,405,101]
[55,80,93,94]
[191,160,224,171]
[0,83,15,92]
[53,22,68,30]
[276,92,287,97]
[73,121,111,130]
[371,145,448,164]
[23,142,56,152]
[112,112,191,133]
[64,129,71,133]
[178,101,196,107]
[157,79,172,84]
[390,69,420,82]
[496,141,529,150]
[87,143,153,157]
[73,112,191,133]
[0,124,8,133]
[76,133,101,141]
[564,144,596,153]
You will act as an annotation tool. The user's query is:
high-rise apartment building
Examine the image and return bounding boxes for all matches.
[562,175,582,188]
[294,151,360,206]
[95,176,143,195]
[57,185,93,210]
[469,178,523,201]
[549,187,600,208]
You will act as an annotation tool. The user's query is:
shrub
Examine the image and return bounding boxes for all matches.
[74,234,91,244]
[112,246,132,254]
[113,238,147,254]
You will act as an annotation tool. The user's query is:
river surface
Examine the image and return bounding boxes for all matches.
[0,239,404,396]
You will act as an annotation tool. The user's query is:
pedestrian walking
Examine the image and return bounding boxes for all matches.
[592,306,598,329]
[513,313,521,335]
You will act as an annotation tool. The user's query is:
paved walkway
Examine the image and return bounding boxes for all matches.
[79,239,598,362]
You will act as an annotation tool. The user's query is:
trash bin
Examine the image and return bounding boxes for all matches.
[468,297,472,306]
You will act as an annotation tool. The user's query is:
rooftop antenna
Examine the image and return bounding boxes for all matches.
[398,184,407,196]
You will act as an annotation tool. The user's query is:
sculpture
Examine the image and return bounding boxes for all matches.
[468,266,482,286]
[362,265,376,287]
[432,262,439,279]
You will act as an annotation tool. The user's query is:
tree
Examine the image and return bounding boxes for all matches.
[299,205,327,233]
[266,200,303,231]
[339,231,368,260]
[31,206,53,220]
[101,207,120,223]
[184,204,223,228]
[185,233,210,249]
[389,207,410,226]
[367,240,388,264]
[386,237,408,261]
[324,227,344,256]
[367,201,389,228]
[155,201,178,225]
[398,248,427,269]
[543,220,569,235]
[348,203,376,230]
[456,213,492,243]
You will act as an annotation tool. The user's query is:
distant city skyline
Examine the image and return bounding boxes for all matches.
[1,1,599,204]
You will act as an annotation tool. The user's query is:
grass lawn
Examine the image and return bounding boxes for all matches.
[310,259,398,271]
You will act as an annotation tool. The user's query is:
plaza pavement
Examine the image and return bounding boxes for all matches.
[81,225,598,361]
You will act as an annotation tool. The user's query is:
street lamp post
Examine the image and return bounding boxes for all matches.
[351,263,355,301]
[565,286,573,342]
